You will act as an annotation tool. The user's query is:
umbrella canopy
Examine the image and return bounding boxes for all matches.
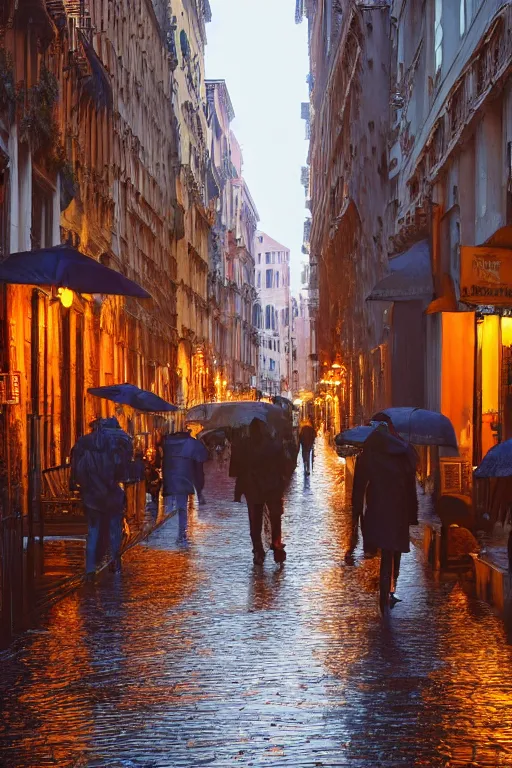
[0,244,151,298]
[88,383,177,413]
[336,426,376,446]
[186,401,288,433]
[372,407,458,448]
[474,440,512,478]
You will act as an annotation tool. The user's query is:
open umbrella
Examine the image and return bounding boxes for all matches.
[0,244,151,298]
[335,425,376,446]
[474,441,512,478]
[88,383,177,413]
[372,407,458,449]
[186,401,288,433]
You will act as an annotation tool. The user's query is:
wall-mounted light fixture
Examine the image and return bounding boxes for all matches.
[57,287,74,308]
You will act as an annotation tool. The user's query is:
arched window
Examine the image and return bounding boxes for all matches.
[253,303,262,329]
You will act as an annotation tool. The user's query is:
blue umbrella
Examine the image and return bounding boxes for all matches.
[0,244,151,298]
[373,407,458,449]
[88,384,177,413]
[474,441,512,478]
[335,425,377,446]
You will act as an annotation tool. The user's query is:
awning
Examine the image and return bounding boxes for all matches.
[0,244,151,298]
[426,273,458,314]
[367,239,433,302]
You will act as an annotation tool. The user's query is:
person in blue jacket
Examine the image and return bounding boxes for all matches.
[162,429,209,543]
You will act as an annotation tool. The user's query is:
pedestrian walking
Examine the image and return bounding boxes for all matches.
[230,417,287,566]
[144,447,162,522]
[345,418,418,613]
[70,417,133,579]
[299,418,316,475]
[162,429,209,543]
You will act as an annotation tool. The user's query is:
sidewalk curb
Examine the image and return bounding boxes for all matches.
[27,509,179,624]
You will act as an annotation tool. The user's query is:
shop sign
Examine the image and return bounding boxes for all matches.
[0,373,21,405]
[460,246,512,305]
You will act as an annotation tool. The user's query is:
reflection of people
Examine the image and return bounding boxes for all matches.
[230,418,287,566]
[70,417,133,578]
[346,418,418,612]
[162,430,209,543]
[299,419,316,475]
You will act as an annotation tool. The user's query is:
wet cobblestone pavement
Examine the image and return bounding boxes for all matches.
[2,441,512,767]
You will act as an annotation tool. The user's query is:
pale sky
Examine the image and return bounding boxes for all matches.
[205,0,310,293]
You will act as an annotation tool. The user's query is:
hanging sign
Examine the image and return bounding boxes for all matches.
[461,246,512,305]
[0,373,21,405]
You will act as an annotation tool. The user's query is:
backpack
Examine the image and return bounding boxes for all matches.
[71,427,133,492]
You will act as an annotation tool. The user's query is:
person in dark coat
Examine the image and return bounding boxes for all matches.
[230,417,287,566]
[162,430,209,543]
[70,417,133,577]
[347,421,418,612]
[299,419,316,475]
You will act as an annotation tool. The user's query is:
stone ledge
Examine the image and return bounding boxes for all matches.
[470,552,512,614]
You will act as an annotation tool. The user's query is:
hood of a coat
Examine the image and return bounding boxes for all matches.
[365,429,410,455]
[163,433,209,462]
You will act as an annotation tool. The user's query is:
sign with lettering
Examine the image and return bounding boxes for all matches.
[460,246,512,305]
[0,373,21,405]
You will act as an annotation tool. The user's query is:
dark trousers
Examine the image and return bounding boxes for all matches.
[85,508,123,574]
[247,497,283,556]
[301,444,313,472]
[379,550,402,606]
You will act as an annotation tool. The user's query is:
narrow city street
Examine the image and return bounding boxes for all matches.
[2,441,512,768]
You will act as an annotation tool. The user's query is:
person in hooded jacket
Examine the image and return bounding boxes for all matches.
[230,417,287,566]
[70,417,133,578]
[346,419,418,612]
[162,429,209,543]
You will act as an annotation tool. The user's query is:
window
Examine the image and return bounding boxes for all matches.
[265,252,271,263]
[257,271,261,288]
[435,0,443,74]
[258,253,261,264]
[32,174,54,250]
[265,305,271,329]
[277,340,280,353]
[266,269,273,288]
[269,359,276,372]
[276,272,280,288]
[258,235,263,243]
[460,0,473,36]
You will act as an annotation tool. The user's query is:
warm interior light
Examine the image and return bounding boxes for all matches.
[331,362,341,369]
[58,287,74,308]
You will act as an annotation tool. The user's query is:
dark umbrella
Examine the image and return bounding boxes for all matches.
[372,407,458,449]
[0,244,151,298]
[336,425,376,446]
[88,383,177,413]
[474,441,512,478]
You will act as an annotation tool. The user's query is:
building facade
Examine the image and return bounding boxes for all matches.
[303,0,512,495]
[0,0,183,638]
[293,262,315,399]
[206,80,259,400]
[254,231,292,397]
[303,0,392,434]
[172,0,215,407]
[389,0,512,494]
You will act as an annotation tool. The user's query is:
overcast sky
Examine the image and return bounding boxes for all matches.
[205,0,310,293]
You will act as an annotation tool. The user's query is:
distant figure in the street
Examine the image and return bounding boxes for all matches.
[346,417,418,613]
[162,429,209,543]
[230,417,287,566]
[70,417,133,579]
[299,418,316,476]
[144,447,162,522]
